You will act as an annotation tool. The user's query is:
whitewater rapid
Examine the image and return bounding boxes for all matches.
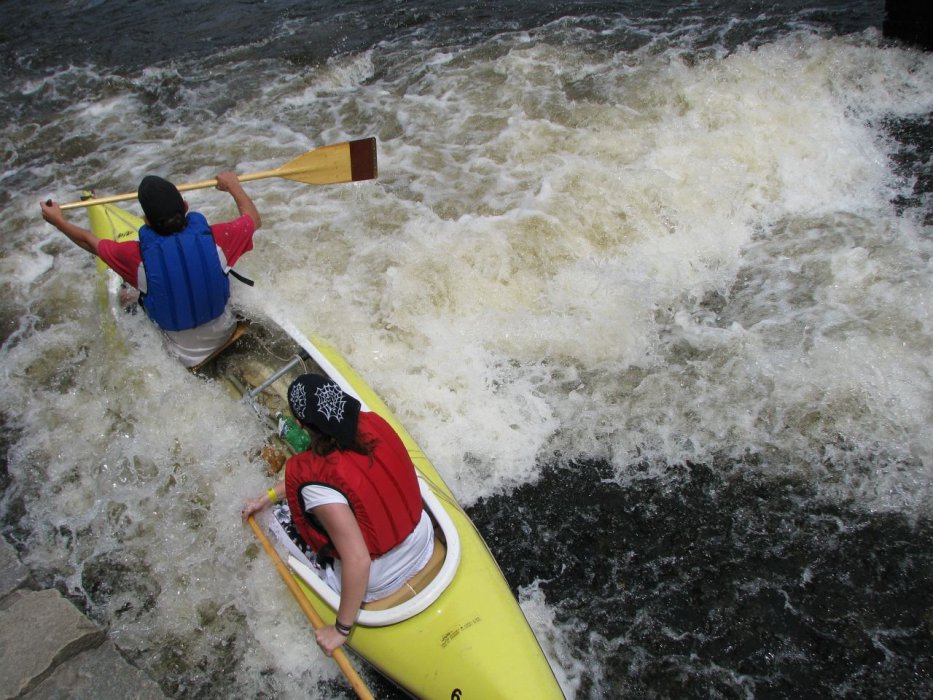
[2,9,930,697]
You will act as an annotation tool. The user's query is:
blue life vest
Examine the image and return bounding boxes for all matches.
[138,212,230,332]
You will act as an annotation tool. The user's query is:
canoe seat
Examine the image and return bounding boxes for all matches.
[363,534,447,611]
[190,320,250,373]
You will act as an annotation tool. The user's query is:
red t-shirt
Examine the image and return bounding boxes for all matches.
[97,214,256,289]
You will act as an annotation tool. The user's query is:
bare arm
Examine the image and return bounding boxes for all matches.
[240,486,369,655]
[313,503,371,656]
[39,200,101,255]
[215,171,261,230]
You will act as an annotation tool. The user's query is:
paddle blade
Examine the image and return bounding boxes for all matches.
[273,137,378,186]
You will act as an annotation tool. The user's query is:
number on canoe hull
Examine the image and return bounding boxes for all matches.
[451,690,462,700]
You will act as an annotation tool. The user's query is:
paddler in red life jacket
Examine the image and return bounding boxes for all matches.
[241,374,434,657]
[39,172,261,367]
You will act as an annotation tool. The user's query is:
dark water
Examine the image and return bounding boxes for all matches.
[472,462,933,697]
[2,1,931,698]
[0,2,869,69]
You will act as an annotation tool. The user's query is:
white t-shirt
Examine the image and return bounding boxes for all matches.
[300,484,434,601]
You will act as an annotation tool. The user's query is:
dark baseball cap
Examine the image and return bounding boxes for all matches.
[138,175,185,224]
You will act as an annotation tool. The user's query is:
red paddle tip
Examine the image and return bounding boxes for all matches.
[349,137,378,181]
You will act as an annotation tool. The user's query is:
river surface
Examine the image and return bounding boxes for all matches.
[1,1,931,698]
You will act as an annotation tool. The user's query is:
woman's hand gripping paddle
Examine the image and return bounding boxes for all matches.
[247,515,375,700]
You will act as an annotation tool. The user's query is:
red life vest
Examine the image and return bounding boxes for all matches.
[284,412,422,559]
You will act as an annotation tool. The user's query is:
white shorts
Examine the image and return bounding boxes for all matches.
[161,305,237,367]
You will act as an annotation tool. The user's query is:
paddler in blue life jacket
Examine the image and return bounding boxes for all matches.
[40,172,261,367]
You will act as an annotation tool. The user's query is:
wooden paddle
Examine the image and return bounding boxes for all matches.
[59,138,378,210]
[247,515,375,700]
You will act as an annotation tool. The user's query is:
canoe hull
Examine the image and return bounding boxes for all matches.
[88,202,564,699]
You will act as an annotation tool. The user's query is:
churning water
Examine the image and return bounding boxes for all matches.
[1,1,931,697]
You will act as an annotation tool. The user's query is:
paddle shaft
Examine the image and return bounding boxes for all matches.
[59,168,299,209]
[176,165,326,191]
[59,138,377,210]
[247,516,374,700]
[58,168,288,210]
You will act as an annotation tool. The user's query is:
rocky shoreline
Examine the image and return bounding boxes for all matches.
[0,537,167,700]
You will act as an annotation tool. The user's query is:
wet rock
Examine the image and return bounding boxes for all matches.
[23,640,166,700]
[0,589,104,698]
[884,0,933,49]
[0,538,32,599]
[0,540,167,700]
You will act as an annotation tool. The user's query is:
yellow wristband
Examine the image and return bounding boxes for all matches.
[267,487,278,503]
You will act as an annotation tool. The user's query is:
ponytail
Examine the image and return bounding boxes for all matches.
[306,423,375,459]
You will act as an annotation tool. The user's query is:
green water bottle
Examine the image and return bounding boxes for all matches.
[277,414,311,452]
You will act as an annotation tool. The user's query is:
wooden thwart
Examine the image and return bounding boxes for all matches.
[190,321,250,373]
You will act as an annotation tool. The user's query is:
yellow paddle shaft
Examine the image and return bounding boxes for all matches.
[247,515,375,700]
[59,138,377,210]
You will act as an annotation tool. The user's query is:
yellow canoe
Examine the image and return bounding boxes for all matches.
[87,201,565,699]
